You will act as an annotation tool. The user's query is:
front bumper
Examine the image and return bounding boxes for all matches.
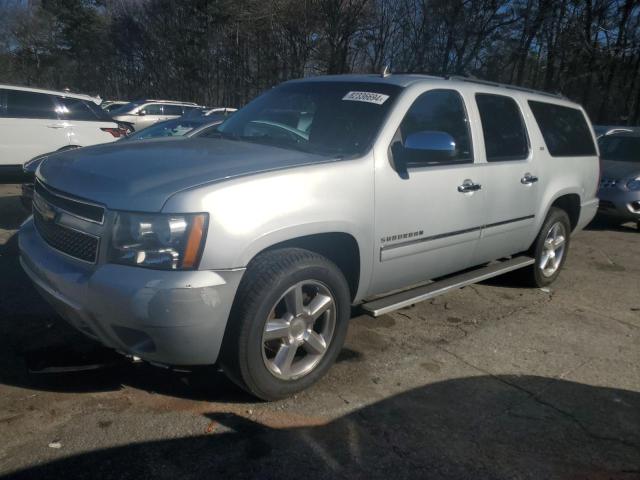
[597,188,640,221]
[19,218,244,365]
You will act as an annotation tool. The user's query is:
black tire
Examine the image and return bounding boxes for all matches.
[220,248,351,401]
[520,207,572,287]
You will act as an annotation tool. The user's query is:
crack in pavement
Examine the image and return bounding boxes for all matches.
[436,346,640,452]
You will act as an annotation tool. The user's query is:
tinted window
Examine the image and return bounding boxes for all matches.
[57,97,111,121]
[476,94,529,161]
[395,89,472,165]
[110,102,142,115]
[142,104,163,115]
[218,82,401,156]
[528,101,596,157]
[598,136,640,162]
[127,119,203,140]
[3,89,57,119]
[163,104,184,116]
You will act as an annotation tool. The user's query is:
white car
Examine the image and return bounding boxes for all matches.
[0,85,124,180]
[109,100,201,131]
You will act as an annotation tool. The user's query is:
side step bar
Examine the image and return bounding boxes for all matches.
[362,256,535,317]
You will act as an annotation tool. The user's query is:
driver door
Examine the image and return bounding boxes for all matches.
[370,88,486,296]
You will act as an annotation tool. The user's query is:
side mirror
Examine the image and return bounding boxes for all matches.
[138,110,146,116]
[403,130,457,163]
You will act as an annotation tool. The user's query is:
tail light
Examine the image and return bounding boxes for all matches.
[101,127,128,138]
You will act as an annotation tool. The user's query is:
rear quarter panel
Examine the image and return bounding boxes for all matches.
[521,99,599,235]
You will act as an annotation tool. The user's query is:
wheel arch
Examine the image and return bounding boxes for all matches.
[247,231,363,303]
[549,193,581,231]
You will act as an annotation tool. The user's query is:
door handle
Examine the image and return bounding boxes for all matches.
[46,123,67,129]
[457,180,482,193]
[521,173,539,185]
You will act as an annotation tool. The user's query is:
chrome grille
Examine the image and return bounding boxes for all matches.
[35,180,105,224]
[33,205,99,263]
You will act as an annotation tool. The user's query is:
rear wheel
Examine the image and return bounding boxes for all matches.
[220,248,351,400]
[521,207,571,287]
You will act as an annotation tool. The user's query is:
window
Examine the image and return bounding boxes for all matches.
[598,135,640,163]
[528,101,596,157]
[2,89,57,119]
[395,89,473,165]
[142,104,163,115]
[218,81,401,156]
[56,97,111,121]
[476,94,529,162]
[163,104,184,116]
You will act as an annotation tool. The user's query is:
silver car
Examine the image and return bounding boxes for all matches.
[110,99,200,131]
[597,132,640,229]
[19,74,599,399]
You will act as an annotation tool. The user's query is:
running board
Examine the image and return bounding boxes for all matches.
[362,256,535,317]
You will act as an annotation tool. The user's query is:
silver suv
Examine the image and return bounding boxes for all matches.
[110,99,200,131]
[19,75,599,400]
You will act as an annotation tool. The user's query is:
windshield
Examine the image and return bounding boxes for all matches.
[126,118,203,140]
[599,136,640,162]
[217,81,402,156]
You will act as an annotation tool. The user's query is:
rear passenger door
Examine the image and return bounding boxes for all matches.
[371,88,487,295]
[471,93,539,263]
[0,89,69,167]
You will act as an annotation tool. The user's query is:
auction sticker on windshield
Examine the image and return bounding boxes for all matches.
[342,91,390,105]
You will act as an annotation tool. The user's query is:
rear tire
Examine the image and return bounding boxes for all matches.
[521,207,571,288]
[220,248,351,401]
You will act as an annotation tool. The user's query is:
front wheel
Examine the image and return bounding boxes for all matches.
[220,248,351,400]
[521,207,571,287]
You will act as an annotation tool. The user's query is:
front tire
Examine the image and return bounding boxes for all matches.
[522,207,571,287]
[220,248,351,401]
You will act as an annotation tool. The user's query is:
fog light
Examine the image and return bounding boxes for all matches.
[631,201,640,212]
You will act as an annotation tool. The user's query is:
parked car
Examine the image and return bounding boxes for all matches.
[19,74,599,400]
[124,115,228,141]
[183,107,237,118]
[0,84,125,181]
[101,100,128,113]
[597,131,640,229]
[109,99,200,131]
[593,125,639,138]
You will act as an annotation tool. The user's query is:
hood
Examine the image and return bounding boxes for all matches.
[38,137,333,211]
[601,159,640,180]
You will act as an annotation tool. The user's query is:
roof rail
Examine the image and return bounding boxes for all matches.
[445,75,566,100]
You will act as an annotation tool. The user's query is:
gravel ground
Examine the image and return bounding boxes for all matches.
[0,183,638,480]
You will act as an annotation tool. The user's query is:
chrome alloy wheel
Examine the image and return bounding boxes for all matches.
[261,280,336,381]
[539,222,567,278]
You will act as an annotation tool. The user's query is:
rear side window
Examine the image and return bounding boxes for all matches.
[56,97,111,121]
[142,104,163,115]
[476,94,529,162]
[2,89,57,119]
[163,104,184,116]
[528,101,596,157]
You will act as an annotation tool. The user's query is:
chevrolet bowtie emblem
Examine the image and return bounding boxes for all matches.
[33,192,57,222]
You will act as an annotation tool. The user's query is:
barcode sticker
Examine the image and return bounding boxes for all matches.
[342,91,390,105]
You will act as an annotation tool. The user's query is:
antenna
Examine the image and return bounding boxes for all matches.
[381,65,391,78]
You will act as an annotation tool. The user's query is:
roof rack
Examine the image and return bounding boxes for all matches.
[136,99,199,105]
[445,75,566,100]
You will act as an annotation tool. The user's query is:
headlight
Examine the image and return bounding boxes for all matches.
[627,177,640,191]
[109,212,208,270]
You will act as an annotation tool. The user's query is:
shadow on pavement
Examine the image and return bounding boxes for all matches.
[0,194,29,230]
[0,231,361,402]
[2,375,640,480]
[586,216,639,233]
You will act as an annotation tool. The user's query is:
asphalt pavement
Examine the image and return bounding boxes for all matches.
[0,184,638,479]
